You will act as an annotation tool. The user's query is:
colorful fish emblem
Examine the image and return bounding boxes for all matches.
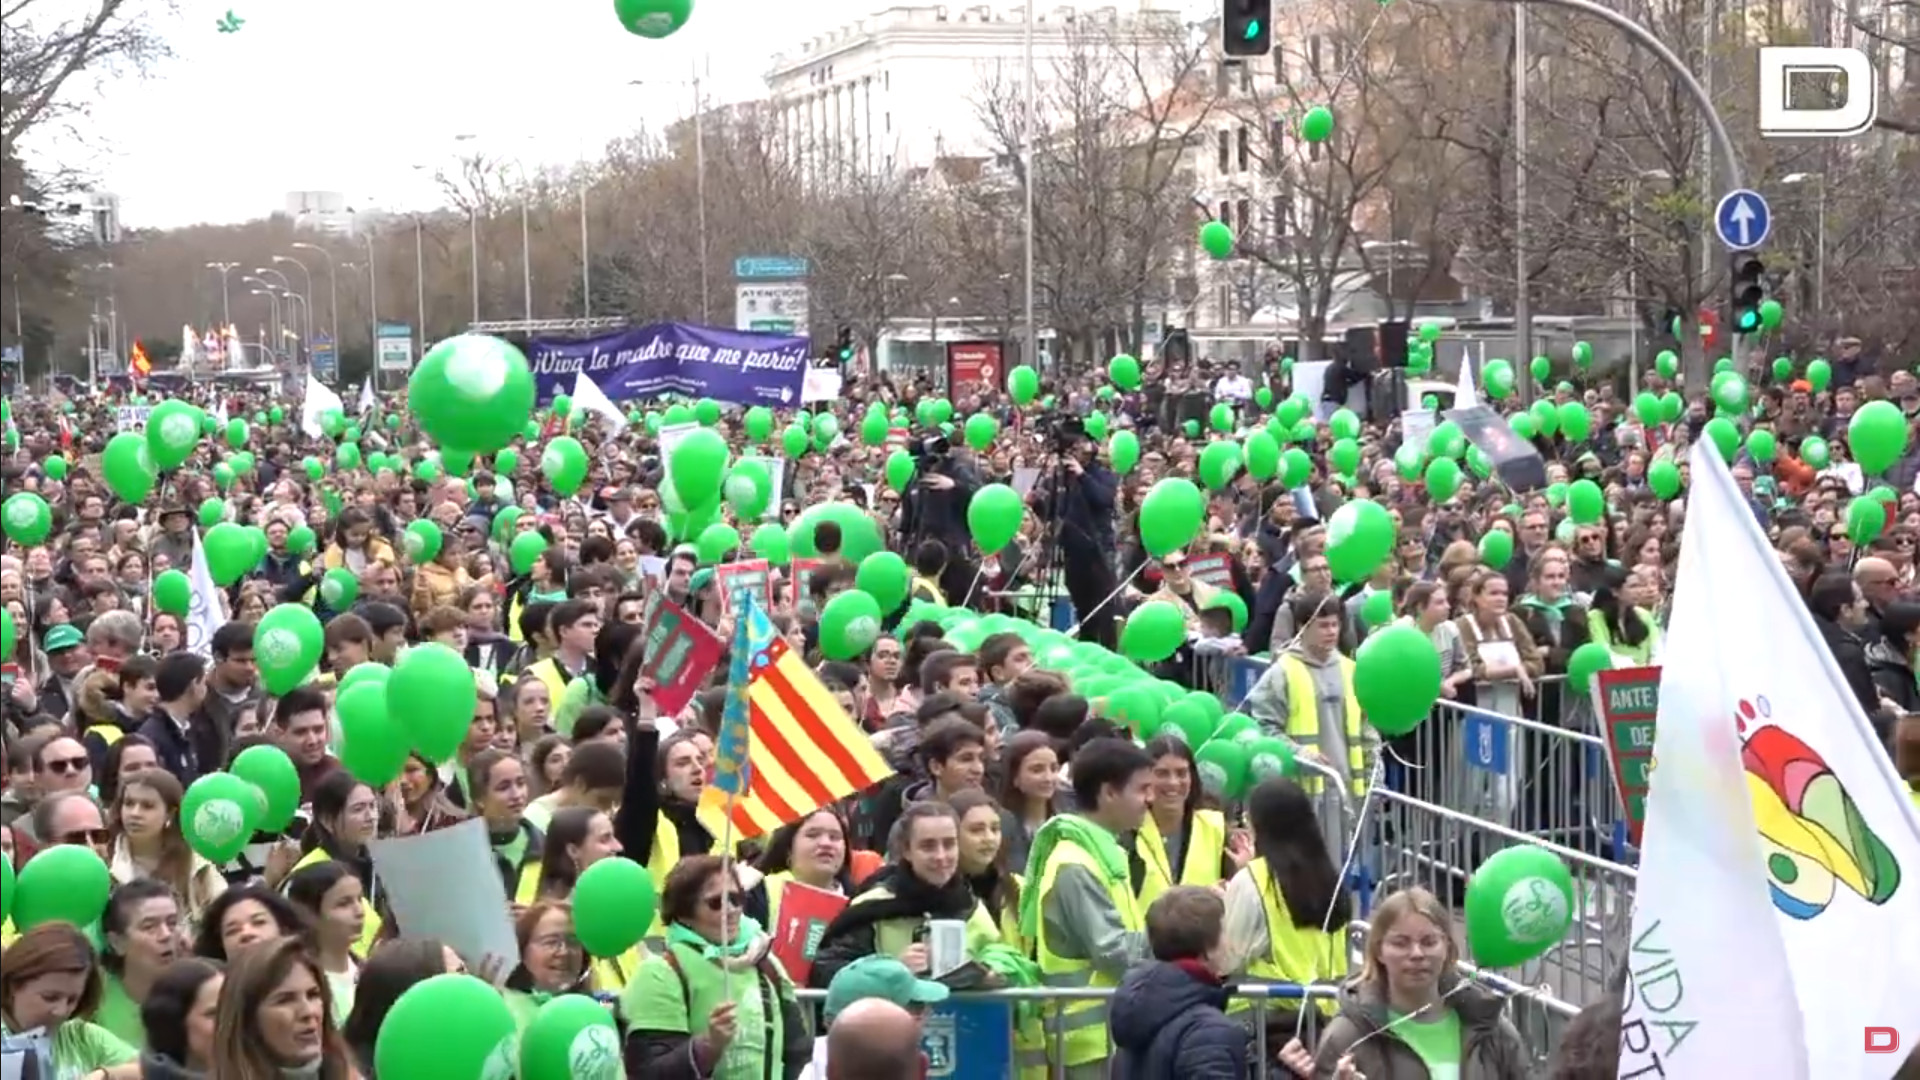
[1744,723,1902,919]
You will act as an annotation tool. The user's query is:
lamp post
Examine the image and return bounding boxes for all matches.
[1781,172,1826,320]
[630,66,711,323]
[206,262,239,327]
[249,286,281,362]
[255,267,299,362]
[290,242,339,363]
[273,252,315,341]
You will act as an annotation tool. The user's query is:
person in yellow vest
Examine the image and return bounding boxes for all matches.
[464,748,545,900]
[741,808,852,952]
[1244,589,1370,856]
[1222,776,1352,1040]
[288,771,384,956]
[1586,570,1664,666]
[284,860,367,1025]
[1133,736,1241,909]
[518,600,598,732]
[949,790,1025,949]
[909,539,950,605]
[1021,738,1156,1080]
[622,722,714,948]
[808,802,1001,989]
[511,804,641,991]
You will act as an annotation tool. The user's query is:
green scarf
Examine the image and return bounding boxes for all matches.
[1018,814,1130,943]
[666,915,767,962]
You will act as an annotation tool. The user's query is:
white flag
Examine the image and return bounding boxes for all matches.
[571,371,628,432]
[300,375,345,439]
[1454,358,1480,409]
[185,533,229,657]
[357,379,376,417]
[1619,441,1920,1078]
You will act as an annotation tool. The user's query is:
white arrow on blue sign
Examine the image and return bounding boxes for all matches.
[1713,189,1772,251]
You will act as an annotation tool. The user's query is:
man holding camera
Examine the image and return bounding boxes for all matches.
[1035,421,1122,648]
[898,433,983,605]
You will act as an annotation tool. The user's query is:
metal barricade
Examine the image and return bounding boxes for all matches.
[789,976,1579,1077]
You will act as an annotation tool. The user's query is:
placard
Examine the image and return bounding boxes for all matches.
[115,405,151,432]
[769,880,848,986]
[1185,552,1234,588]
[639,592,724,715]
[1591,665,1661,844]
[789,558,824,617]
[715,559,776,613]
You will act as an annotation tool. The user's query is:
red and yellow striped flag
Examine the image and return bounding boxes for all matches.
[697,633,892,840]
[130,340,151,375]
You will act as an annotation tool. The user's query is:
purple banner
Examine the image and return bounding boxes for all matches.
[526,322,810,407]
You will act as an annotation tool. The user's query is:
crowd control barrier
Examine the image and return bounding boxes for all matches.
[791,977,1580,1079]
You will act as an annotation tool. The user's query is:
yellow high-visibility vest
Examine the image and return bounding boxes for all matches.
[1279,654,1366,796]
[1134,808,1226,909]
[1035,838,1140,1071]
[1226,857,1346,1017]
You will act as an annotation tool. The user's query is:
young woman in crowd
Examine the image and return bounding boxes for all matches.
[0,922,141,1077]
[1222,777,1350,1042]
[135,958,223,1080]
[808,801,999,988]
[522,740,624,833]
[283,861,368,1024]
[465,747,545,897]
[340,938,466,1079]
[92,880,186,1047]
[1313,887,1530,1079]
[517,804,640,990]
[742,806,852,947]
[193,883,306,964]
[1133,735,1236,907]
[291,771,383,955]
[394,750,468,835]
[994,730,1060,872]
[949,788,1023,949]
[207,936,356,1079]
[106,770,228,927]
[621,856,812,1080]
[97,736,160,816]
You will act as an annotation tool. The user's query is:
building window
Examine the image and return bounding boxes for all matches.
[1308,37,1323,78]
[1236,126,1250,171]
[1236,198,1251,234]
[1217,200,1231,226]
[1217,130,1230,172]
[1271,194,1291,236]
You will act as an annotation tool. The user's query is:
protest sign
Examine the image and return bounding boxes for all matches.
[1591,665,1661,843]
[526,322,809,407]
[639,593,723,715]
[716,559,776,613]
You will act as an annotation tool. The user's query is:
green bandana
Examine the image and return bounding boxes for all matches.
[1017,814,1130,943]
[666,915,767,962]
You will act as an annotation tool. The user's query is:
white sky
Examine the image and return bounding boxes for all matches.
[20,0,883,227]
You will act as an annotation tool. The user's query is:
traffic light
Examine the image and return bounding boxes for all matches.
[835,326,854,364]
[1729,253,1766,335]
[1221,0,1272,56]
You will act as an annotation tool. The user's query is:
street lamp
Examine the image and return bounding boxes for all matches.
[290,242,340,366]
[206,262,239,328]
[274,253,315,350]
[248,286,281,361]
[1781,172,1826,320]
[630,67,710,323]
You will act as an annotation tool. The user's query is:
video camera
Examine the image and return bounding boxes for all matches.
[1037,413,1087,453]
[908,433,951,466]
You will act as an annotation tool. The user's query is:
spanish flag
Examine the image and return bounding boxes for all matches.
[698,598,892,840]
[130,340,151,375]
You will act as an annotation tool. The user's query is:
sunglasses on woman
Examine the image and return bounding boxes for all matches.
[702,891,745,912]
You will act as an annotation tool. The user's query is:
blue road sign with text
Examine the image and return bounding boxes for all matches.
[1714,190,1772,250]
[734,255,810,279]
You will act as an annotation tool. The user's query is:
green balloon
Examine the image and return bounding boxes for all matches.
[409,334,537,454]
[2,492,52,545]
[1120,601,1187,663]
[519,992,622,1080]
[572,857,657,959]
[1138,478,1205,559]
[375,975,518,1080]
[1464,845,1576,968]
[967,483,1025,553]
[11,845,111,930]
[231,744,302,833]
[180,772,261,864]
[403,520,444,564]
[1324,500,1396,583]
[1353,623,1441,735]
[319,567,359,610]
[541,436,590,496]
[337,681,409,786]
[749,523,790,566]
[1849,399,1909,475]
[389,643,480,763]
[818,590,885,661]
[254,604,324,695]
[102,431,159,503]
[695,523,740,564]
[855,552,912,613]
[1478,530,1514,570]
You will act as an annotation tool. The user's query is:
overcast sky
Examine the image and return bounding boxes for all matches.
[20,0,886,228]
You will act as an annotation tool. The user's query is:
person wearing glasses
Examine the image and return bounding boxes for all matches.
[11,736,95,844]
[27,790,111,861]
[622,854,814,1079]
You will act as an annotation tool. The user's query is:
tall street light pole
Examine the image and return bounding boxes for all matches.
[274,253,314,350]
[290,242,338,363]
[206,262,239,328]
[242,276,278,354]
[629,69,710,323]
[1021,4,1036,372]
[256,266,299,363]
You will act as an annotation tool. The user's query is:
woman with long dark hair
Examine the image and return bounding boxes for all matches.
[137,958,224,1079]
[994,731,1059,872]
[341,939,462,1078]
[288,770,383,956]
[516,804,638,991]
[1222,777,1351,1042]
[283,861,367,1024]
[948,789,1024,949]
[207,937,356,1080]
[741,806,852,981]
[106,769,228,927]
[1132,735,1236,908]
[193,884,306,964]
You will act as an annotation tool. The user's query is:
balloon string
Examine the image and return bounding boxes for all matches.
[1322,2,1393,110]
[1063,560,1146,640]
[1294,753,1386,1043]
[1337,980,1477,1058]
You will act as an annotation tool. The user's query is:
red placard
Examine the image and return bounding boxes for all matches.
[789,558,824,617]
[1185,552,1234,588]
[945,341,1004,397]
[638,594,724,716]
[769,881,849,985]
[715,559,777,614]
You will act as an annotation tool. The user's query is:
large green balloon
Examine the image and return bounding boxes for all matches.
[337,681,410,786]
[1464,845,1576,968]
[409,334,538,454]
[520,995,622,1080]
[145,399,204,470]
[572,857,658,958]
[1849,399,1910,475]
[668,427,732,507]
[180,772,261,864]
[1324,500,1396,583]
[375,974,519,1080]
[967,483,1024,553]
[231,744,303,834]
[2,492,52,545]
[789,503,884,564]
[12,845,111,930]
[102,431,159,503]
[1353,623,1441,736]
[254,604,324,695]
[1119,601,1187,663]
[855,551,911,612]
[1138,479,1205,558]
[388,643,479,763]
[541,436,590,496]
[818,590,885,661]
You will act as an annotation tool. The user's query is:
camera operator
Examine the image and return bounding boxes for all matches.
[1033,419,1122,648]
[898,432,983,605]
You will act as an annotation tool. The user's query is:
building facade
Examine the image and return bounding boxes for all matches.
[764,3,1183,184]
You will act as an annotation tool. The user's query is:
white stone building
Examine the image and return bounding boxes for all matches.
[764,3,1185,184]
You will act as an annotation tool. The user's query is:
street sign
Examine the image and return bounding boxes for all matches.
[733,255,810,280]
[1714,189,1772,250]
[311,333,336,382]
[734,283,810,334]
[375,322,414,372]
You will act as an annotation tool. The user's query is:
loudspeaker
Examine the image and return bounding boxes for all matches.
[1378,320,1410,368]
[1343,327,1379,374]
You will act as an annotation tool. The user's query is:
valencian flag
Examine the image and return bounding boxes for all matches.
[130,340,151,375]
[698,593,892,839]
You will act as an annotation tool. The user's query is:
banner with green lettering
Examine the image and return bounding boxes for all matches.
[1591,665,1661,843]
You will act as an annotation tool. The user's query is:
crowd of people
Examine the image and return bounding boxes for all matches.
[2,335,1918,1080]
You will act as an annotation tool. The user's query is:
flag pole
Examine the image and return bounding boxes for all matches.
[715,589,755,1005]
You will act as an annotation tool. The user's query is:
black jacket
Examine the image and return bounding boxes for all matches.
[1815,615,1880,719]
[135,707,218,788]
[1041,461,1120,558]
[1111,961,1249,1080]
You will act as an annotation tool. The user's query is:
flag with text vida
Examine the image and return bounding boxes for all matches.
[697,595,892,839]
[1617,441,1920,1080]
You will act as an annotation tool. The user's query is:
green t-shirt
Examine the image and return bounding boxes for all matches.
[2,1020,140,1080]
[1390,1007,1462,1080]
[619,944,779,1080]
[89,973,146,1048]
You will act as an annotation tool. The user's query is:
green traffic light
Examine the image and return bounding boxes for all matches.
[1243,19,1261,39]
[1735,311,1760,333]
